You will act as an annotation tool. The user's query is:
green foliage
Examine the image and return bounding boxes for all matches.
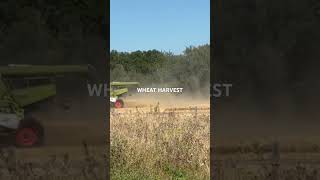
[216,0,320,107]
[111,164,192,180]
[163,164,188,180]
[0,1,106,76]
[111,168,161,180]
[111,45,210,94]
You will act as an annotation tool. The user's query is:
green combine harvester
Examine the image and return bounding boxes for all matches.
[0,64,90,147]
[110,82,139,108]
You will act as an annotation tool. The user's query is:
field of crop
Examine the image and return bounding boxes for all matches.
[110,96,210,180]
[0,142,106,180]
[214,140,320,180]
[211,99,320,180]
[0,122,107,179]
[213,123,320,178]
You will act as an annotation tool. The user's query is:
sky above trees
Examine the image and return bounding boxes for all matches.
[110,0,210,54]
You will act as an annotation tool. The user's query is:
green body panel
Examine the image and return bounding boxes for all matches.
[11,84,56,107]
[110,82,139,98]
[110,82,139,87]
[111,88,129,97]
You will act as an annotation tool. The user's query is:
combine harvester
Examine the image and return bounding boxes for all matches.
[110,82,139,108]
[0,64,92,147]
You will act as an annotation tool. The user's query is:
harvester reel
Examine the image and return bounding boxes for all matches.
[15,117,44,148]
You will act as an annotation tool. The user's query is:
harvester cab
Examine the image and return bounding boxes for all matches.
[110,82,139,108]
[0,64,92,147]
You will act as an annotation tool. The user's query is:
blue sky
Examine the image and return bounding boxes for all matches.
[111,0,210,55]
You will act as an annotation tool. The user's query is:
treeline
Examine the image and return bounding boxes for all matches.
[111,44,210,94]
[0,1,106,76]
[215,0,320,111]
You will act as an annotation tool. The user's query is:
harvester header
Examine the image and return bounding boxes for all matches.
[110,82,140,87]
[0,64,93,147]
[0,65,89,77]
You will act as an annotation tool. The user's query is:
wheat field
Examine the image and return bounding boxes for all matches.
[0,142,107,180]
[110,102,210,180]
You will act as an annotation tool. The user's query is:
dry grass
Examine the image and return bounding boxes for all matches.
[110,104,210,179]
[0,142,107,180]
[214,141,320,180]
[214,160,320,180]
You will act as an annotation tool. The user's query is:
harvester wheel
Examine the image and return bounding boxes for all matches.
[114,99,124,108]
[15,117,44,148]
